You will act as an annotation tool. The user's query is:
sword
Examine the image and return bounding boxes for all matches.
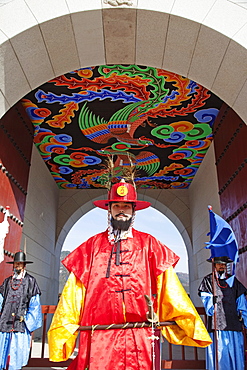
[78,321,176,331]
[78,294,176,331]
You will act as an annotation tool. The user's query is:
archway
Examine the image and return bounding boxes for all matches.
[62,206,189,271]
[0,1,246,306]
[60,206,189,293]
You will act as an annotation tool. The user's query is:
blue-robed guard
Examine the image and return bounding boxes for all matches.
[198,206,247,370]
[198,256,247,370]
[0,251,42,370]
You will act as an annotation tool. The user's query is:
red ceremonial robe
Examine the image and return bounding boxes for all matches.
[63,228,178,369]
[48,228,212,369]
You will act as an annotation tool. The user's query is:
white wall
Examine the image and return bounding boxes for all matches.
[188,144,221,305]
[21,145,60,305]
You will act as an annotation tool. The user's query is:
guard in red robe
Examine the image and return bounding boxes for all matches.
[48,179,212,370]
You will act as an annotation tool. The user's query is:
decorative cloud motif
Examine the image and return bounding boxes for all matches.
[22,65,222,189]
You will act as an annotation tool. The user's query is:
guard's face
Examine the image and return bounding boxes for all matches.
[215,263,226,274]
[13,262,25,274]
[111,202,133,221]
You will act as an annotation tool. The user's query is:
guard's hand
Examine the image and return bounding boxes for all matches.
[146,311,158,323]
[213,296,218,305]
[238,310,243,322]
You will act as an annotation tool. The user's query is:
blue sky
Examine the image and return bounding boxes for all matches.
[62,207,188,273]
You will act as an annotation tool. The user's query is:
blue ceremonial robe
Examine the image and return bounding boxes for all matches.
[199,274,247,370]
[0,273,42,370]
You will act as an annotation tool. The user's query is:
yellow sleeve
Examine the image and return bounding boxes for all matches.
[157,266,212,347]
[48,272,86,361]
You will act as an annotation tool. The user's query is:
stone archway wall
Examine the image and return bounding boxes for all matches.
[0,0,247,122]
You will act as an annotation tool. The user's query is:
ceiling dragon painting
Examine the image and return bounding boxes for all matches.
[22,65,223,189]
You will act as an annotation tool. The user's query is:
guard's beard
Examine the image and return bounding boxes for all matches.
[111,217,132,231]
[218,269,225,276]
[14,268,22,275]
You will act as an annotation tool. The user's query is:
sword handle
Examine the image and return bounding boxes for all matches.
[144,295,158,323]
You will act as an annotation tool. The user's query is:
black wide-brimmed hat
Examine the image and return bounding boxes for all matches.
[6,251,33,264]
[207,256,233,264]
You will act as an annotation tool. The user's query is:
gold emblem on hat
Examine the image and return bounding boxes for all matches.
[117,185,128,196]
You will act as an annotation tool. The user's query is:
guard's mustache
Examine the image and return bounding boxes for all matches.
[218,269,225,273]
[116,212,128,217]
[14,268,22,275]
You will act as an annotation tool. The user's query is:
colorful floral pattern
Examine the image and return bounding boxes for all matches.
[22,65,222,189]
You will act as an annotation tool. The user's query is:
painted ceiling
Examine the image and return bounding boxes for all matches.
[22,65,223,189]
